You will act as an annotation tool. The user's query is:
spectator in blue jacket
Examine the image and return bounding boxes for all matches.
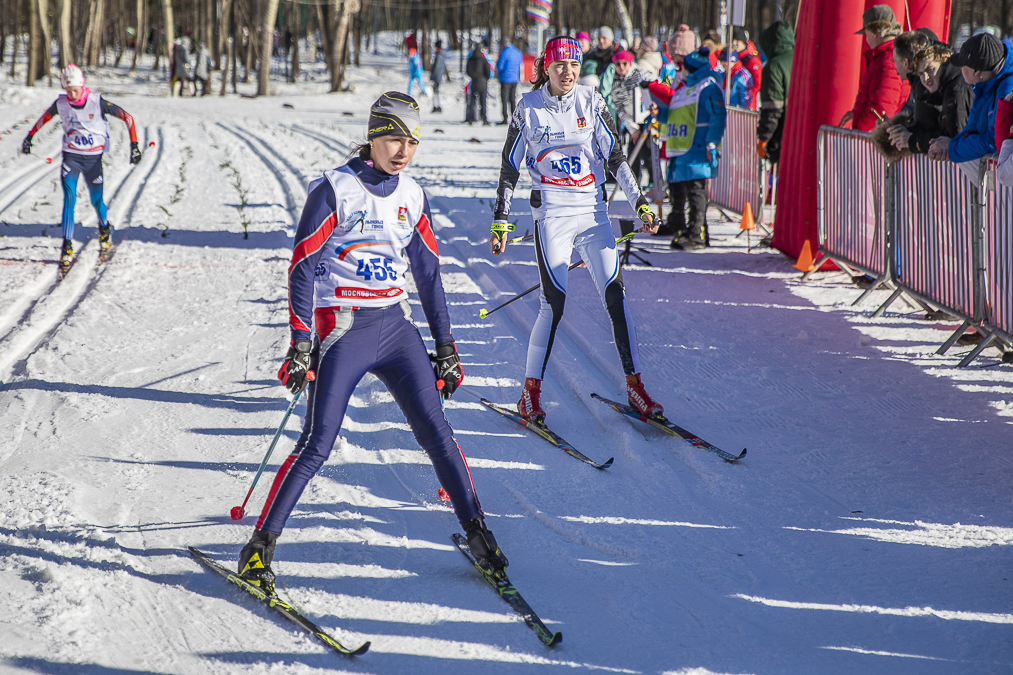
[645,47,726,249]
[496,41,523,124]
[407,47,428,97]
[928,33,1013,171]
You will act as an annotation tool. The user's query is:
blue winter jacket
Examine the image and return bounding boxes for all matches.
[949,44,1013,163]
[667,66,728,183]
[496,43,522,83]
[408,53,424,78]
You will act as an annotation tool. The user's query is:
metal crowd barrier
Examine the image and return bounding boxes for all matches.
[816,122,1010,366]
[973,158,1013,364]
[815,127,890,298]
[707,107,763,220]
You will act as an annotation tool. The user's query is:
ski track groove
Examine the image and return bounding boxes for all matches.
[0,124,164,384]
[215,122,298,220]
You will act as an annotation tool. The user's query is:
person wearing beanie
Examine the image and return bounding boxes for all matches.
[21,64,141,275]
[611,50,651,183]
[668,24,697,66]
[730,27,763,110]
[576,31,592,55]
[643,46,726,249]
[635,36,662,78]
[490,35,666,424]
[928,32,1013,165]
[840,5,909,132]
[237,91,508,589]
[587,25,619,79]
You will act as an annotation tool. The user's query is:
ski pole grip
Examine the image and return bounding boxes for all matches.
[306,370,316,382]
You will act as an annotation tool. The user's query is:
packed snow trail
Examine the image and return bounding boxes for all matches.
[0,46,1012,675]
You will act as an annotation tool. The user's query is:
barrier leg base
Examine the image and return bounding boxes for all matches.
[871,288,904,318]
[851,273,891,307]
[800,254,838,282]
[957,329,998,368]
[937,319,971,355]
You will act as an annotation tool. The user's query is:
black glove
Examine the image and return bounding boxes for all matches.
[130,142,142,165]
[638,80,651,89]
[434,341,463,399]
[21,136,32,155]
[277,339,314,393]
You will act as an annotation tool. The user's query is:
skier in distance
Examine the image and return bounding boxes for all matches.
[21,64,141,273]
[237,92,507,592]
[490,36,665,423]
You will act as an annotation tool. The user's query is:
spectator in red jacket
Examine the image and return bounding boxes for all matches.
[731,27,763,110]
[840,5,910,132]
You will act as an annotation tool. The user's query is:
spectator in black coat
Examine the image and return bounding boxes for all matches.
[877,44,973,159]
[466,45,492,125]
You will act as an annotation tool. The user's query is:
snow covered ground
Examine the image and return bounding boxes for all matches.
[0,40,1011,675]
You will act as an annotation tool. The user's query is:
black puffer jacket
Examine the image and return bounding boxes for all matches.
[906,58,973,153]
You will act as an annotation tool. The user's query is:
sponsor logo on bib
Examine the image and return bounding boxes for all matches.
[576,117,586,128]
[398,207,408,222]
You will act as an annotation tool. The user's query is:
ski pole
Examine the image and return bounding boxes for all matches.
[478,232,637,319]
[229,374,314,521]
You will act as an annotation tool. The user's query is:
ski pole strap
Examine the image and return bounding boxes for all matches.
[636,203,653,222]
[490,220,515,234]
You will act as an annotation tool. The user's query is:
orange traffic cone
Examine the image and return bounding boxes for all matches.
[793,240,817,272]
[739,202,755,231]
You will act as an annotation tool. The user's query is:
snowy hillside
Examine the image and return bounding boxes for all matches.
[0,43,1011,675]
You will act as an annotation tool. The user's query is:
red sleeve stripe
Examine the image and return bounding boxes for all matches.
[415,213,439,257]
[114,110,139,143]
[289,213,337,274]
[289,300,312,333]
[29,111,54,137]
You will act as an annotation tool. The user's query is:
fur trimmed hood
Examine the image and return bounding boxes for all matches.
[872,111,913,162]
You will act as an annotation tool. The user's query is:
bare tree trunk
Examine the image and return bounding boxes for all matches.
[0,0,7,67]
[37,0,53,84]
[612,0,634,45]
[27,0,39,85]
[258,0,279,95]
[421,11,430,69]
[221,36,232,94]
[289,0,300,80]
[218,0,233,68]
[161,0,174,47]
[130,0,143,71]
[9,0,19,77]
[317,2,332,73]
[87,0,105,67]
[330,0,355,92]
[60,0,72,67]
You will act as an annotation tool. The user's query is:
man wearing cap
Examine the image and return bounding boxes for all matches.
[927,32,1013,166]
[840,5,909,132]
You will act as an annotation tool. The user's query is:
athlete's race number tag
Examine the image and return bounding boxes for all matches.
[72,134,95,146]
[550,156,582,175]
[356,258,397,281]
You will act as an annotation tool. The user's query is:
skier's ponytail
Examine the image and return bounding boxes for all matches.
[345,141,372,163]
[530,55,549,89]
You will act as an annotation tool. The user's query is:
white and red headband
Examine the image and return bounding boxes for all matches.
[543,37,583,66]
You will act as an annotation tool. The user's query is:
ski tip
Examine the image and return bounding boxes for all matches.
[547,631,563,646]
[350,640,371,656]
[724,448,747,463]
[599,457,615,470]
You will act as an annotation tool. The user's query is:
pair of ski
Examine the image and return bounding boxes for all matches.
[481,394,746,465]
[190,533,560,656]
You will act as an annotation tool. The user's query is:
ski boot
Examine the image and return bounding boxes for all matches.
[238,529,278,595]
[58,239,74,275]
[463,517,508,578]
[626,373,664,418]
[517,377,545,422]
[98,223,113,253]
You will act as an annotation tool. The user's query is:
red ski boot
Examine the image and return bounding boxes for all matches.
[517,377,545,421]
[626,373,664,417]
